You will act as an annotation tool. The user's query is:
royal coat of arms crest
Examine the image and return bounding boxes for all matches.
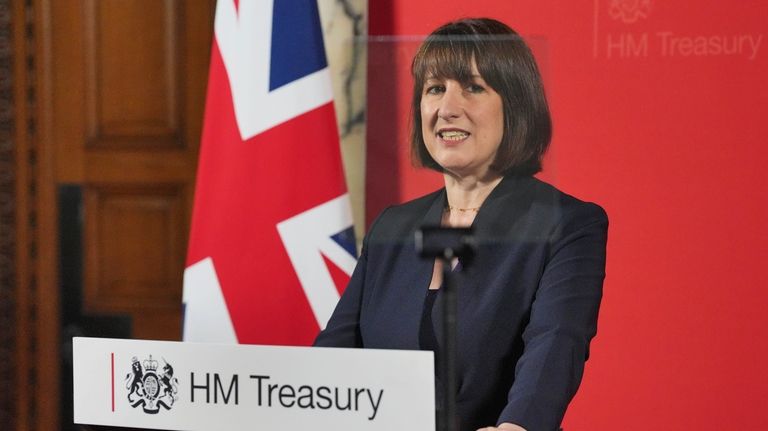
[125,355,179,414]
[609,0,653,23]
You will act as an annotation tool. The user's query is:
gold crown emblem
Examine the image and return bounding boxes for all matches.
[143,355,159,372]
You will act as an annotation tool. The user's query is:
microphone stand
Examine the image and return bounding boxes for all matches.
[415,227,475,431]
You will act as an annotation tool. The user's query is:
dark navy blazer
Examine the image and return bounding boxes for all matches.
[314,175,608,431]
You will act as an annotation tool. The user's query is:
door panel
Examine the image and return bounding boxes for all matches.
[50,0,214,341]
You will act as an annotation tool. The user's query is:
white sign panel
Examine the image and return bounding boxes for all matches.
[73,337,435,431]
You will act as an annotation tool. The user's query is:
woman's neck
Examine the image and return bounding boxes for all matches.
[444,172,503,208]
[441,173,503,227]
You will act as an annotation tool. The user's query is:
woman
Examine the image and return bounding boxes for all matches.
[315,18,608,431]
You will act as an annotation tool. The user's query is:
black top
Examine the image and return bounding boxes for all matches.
[419,289,440,354]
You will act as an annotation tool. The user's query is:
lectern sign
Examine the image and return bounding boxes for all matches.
[73,337,435,430]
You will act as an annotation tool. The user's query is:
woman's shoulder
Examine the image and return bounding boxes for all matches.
[384,188,444,217]
[366,188,445,241]
[521,177,609,240]
[477,176,607,240]
[523,176,607,220]
[533,178,608,226]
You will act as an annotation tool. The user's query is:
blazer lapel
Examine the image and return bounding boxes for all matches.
[431,176,535,353]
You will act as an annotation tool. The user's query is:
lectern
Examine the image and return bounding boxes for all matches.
[73,337,434,430]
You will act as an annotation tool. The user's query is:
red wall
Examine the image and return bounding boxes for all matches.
[366,1,768,429]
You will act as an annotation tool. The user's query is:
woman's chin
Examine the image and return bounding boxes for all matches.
[441,166,496,181]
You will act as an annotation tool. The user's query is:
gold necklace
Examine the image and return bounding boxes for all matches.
[445,205,480,213]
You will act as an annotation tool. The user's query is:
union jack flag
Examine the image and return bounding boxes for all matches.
[182,0,356,345]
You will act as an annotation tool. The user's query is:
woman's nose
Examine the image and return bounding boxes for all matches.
[437,86,463,120]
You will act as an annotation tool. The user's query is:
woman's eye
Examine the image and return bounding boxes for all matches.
[467,84,485,93]
[425,85,445,95]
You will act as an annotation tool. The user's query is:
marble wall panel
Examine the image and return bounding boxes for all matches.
[318,0,367,242]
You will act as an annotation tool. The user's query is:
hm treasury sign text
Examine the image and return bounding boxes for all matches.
[73,337,434,431]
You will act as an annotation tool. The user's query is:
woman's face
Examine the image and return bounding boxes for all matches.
[420,61,504,180]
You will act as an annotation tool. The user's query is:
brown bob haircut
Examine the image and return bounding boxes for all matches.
[411,18,552,176]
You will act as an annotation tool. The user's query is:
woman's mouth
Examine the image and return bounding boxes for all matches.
[437,129,470,142]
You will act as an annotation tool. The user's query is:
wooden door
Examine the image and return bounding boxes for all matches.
[48,0,214,340]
